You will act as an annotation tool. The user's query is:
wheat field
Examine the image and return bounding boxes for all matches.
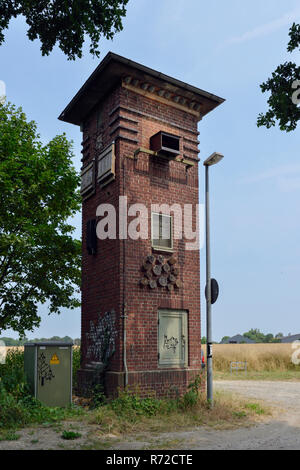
[207,343,299,372]
[1,344,299,373]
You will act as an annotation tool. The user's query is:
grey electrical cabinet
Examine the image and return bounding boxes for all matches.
[158,310,188,368]
[24,342,73,407]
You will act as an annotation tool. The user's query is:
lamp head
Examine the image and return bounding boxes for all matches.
[203,152,224,166]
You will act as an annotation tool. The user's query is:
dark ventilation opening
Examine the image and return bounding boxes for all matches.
[86,219,97,255]
[162,134,179,151]
[150,131,180,158]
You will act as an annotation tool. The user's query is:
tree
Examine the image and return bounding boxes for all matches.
[0,0,129,60]
[257,23,300,132]
[264,333,274,343]
[243,328,265,343]
[0,102,81,335]
[221,336,230,344]
[275,332,284,339]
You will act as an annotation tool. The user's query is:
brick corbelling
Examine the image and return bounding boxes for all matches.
[120,87,198,129]
[109,104,199,138]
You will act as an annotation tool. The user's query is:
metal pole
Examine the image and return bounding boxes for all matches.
[205,164,213,406]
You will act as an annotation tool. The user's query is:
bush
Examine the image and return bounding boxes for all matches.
[72,347,81,389]
[0,349,26,397]
[110,389,162,418]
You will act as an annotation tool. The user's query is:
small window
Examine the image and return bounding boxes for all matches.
[151,213,173,251]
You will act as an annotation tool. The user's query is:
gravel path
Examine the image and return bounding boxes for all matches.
[207,380,300,450]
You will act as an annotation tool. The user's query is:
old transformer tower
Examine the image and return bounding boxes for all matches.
[59,53,224,397]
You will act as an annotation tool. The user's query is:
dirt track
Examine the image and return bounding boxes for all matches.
[201,380,300,450]
[1,380,300,450]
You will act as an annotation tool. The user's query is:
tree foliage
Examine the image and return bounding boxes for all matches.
[0,0,129,60]
[257,23,300,132]
[0,102,81,335]
[222,329,282,343]
[242,329,280,343]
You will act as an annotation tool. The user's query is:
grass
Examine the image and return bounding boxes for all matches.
[86,385,269,437]
[214,370,300,381]
[244,403,265,415]
[208,344,300,375]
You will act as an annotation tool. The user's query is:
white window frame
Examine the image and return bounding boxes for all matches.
[151,212,173,252]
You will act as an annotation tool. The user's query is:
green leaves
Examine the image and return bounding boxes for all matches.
[0,0,129,60]
[0,102,81,335]
[258,23,300,132]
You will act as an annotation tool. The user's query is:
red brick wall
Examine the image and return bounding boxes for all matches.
[79,81,202,397]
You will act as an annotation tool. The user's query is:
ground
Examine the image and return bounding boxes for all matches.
[1,379,300,450]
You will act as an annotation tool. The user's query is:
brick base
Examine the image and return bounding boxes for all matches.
[76,367,105,397]
[76,367,204,398]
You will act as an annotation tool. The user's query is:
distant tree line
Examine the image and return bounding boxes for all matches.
[0,336,81,346]
[221,329,284,344]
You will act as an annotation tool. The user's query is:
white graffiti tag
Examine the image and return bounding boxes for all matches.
[86,310,118,364]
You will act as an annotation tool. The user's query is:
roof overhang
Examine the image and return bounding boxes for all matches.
[58,52,225,126]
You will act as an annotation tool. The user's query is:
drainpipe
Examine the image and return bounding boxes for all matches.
[123,302,128,387]
[122,158,128,388]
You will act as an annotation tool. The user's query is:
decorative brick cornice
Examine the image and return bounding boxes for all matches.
[122,76,203,118]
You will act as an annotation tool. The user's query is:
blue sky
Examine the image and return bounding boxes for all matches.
[1,0,300,341]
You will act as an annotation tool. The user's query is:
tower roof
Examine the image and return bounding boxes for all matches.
[58,52,225,126]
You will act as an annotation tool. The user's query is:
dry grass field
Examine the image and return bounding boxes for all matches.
[209,343,299,372]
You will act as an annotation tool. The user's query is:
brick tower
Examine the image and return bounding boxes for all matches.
[59,53,224,397]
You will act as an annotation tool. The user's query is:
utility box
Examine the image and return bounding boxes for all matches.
[24,342,73,407]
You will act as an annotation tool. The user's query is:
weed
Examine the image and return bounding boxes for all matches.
[89,384,106,409]
[0,431,20,441]
[245,403,266,415]
[72,347,81,389]
[233,411,247,418]
[61,430,82,440]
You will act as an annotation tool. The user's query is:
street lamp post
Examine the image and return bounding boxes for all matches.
[203,152,224,407]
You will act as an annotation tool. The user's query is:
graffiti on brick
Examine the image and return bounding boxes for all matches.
[86,309,117,364]
[38,352,55,386]
[163,335,179,354]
